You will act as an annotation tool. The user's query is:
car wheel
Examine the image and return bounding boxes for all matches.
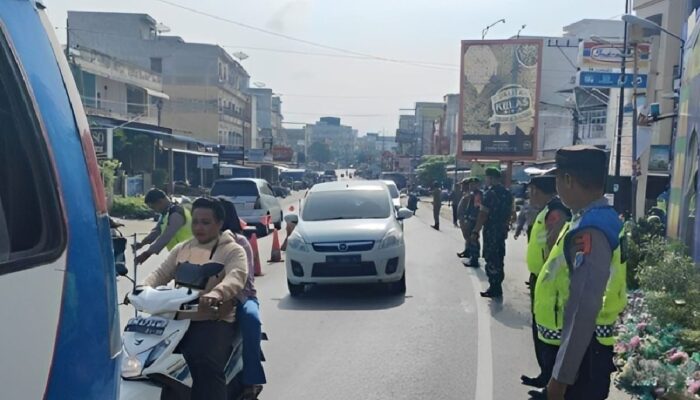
[288,280,304,297]
[256,223,269,237]
[388,273,406,295]
[274,212,283,230]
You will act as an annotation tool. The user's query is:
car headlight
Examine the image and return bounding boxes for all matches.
[287,232,309,252]
[379,229,402,249]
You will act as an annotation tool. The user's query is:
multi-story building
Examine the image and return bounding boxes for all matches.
[248,88,284,151]
[305,117,357,167]
[442,94,460,155]
[66,46,218,188]
[67,12,252,149]
[630,0,687,217]
[396,114,416,156]
[415,102,445,155]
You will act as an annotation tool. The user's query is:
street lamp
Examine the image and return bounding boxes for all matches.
[482,19,506,40]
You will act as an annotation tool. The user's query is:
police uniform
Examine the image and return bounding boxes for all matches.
[479,168,513,297]
[457,178,482,266]
[522,173,571,388]
[532,146,627,400]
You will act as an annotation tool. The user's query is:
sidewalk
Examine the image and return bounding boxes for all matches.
[421,199,633,400]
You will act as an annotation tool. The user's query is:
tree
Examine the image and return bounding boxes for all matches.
[417,157,447,187]
[308,141,332,163]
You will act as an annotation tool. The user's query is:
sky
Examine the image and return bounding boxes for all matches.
[45,0,626,135]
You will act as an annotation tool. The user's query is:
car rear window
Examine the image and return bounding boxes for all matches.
[302,190,391,221]
[211,181,259,197]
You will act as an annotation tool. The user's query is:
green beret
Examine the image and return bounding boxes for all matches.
[485,167,502,178]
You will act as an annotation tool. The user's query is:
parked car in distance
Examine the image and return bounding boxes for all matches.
[210,178,283,236]
[284,181,414,296]
[382,180,401,210]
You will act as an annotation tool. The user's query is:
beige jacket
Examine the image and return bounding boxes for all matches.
[142,231,248,322]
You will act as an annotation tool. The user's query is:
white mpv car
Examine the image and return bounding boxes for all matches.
[285,181,413,296]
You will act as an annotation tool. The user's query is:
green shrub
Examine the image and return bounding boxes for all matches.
[626,218,666,289]
[637,240,700,330]
[110,196,155,219]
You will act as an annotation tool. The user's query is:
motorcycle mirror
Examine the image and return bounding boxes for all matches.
[116,262,129,277]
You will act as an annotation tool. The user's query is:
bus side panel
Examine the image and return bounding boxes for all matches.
[0,3,119,399]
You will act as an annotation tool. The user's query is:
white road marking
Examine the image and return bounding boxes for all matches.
[469,270,493,400]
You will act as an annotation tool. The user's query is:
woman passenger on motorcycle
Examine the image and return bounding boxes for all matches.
[217,198,267,400]
[142,197,248,400]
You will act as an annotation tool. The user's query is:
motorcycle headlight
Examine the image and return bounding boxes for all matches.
[287,232,309,252]
[379,229,402,249]
[121,352,145,378]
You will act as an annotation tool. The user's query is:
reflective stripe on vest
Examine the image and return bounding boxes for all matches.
[162,206,193,251]
[534,216,627,346]
[526,207,548,276]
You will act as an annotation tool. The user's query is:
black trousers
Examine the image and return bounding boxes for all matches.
[539,339,615,400]
[179,320,236,400]
[483,230,506,293]
[452,205,459,225]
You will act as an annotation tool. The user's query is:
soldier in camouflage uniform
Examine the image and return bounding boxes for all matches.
[469,167,513,298]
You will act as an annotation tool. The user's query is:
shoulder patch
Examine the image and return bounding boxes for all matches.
[573,232,592,255]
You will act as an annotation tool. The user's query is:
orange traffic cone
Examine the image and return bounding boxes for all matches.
[249,233,263,276]
[268,228,283,263]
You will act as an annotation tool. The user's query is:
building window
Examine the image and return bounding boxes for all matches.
[0,31,65,273]
[126,85,146,115]
[150,57,162,73]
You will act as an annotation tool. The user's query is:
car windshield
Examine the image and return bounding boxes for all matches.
[211,181,258,197]
[302,190,391,221]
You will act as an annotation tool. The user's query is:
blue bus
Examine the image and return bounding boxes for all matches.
[0,2,120,398]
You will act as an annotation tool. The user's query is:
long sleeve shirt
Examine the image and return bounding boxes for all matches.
[142,231,248,322]
[552,198,613,385]
[232,233,257,302]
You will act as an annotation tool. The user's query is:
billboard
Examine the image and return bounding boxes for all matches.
[578,41,651,72]
[272,145,294,162]
[458,39,542,160]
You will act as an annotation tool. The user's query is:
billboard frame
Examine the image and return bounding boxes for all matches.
[457,39,543,162]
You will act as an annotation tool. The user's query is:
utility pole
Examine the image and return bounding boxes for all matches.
[613,0,630,212]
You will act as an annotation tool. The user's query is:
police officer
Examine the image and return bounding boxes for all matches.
[521,171,571,389]
[531,145,627,400]
[470,167,513,298]
[134,188,193,264]
[457,178,482,267]
[431,181,442,230]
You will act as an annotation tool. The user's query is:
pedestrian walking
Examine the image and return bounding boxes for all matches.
[514,201,541,240]
[530,145,627,400]
[457,177,482,267]
[520,171,571,390]
[469,167,513,298]
[449,183,462,227]
[431,181,442,230]
[133,188,193,264]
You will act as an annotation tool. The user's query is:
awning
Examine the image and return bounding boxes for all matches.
[172,148,218,157]
[88,115,217,147]
[145,88,170,100]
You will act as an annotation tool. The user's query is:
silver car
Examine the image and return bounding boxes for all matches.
[211,178,283,236]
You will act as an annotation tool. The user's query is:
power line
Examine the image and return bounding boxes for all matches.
[152,0,458,71]
[58,26,457,71]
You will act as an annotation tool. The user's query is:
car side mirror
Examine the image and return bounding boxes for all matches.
[284,213,299,224]
[397,208,413,220]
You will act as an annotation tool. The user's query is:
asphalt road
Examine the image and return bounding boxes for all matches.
[116,187,630,400]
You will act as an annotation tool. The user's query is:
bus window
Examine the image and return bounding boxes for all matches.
[0,31,65,274]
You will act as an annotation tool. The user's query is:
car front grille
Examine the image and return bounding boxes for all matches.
[311,262,377,277]
[311,241,375,253]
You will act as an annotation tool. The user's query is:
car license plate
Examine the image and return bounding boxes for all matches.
[326,255,361,264]
[125,317,168,336]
